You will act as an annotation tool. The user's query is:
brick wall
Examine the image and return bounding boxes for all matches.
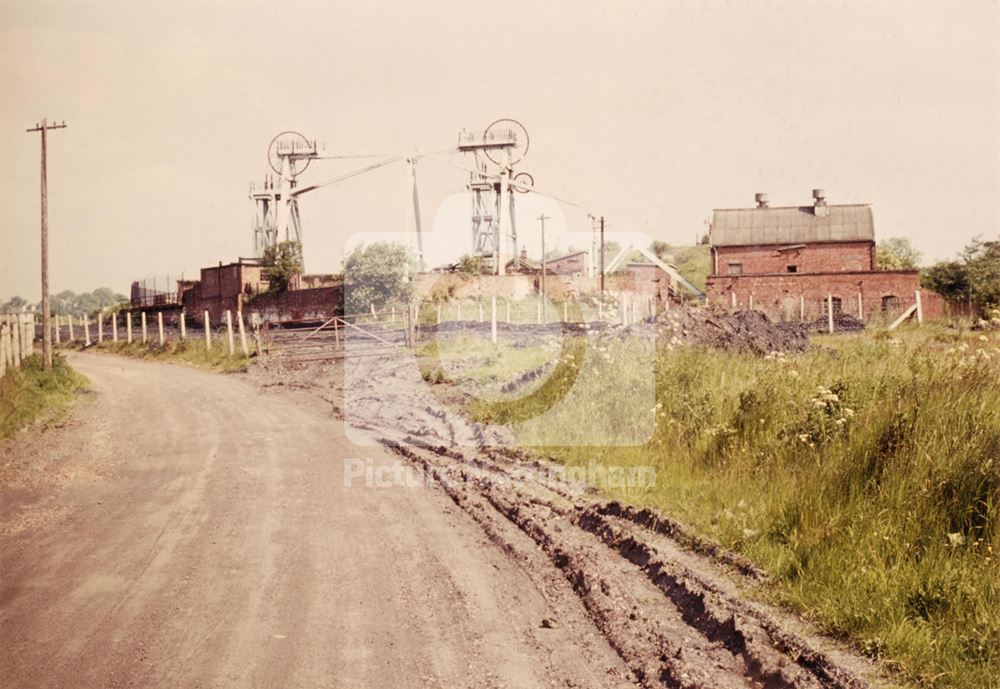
[245,286,342,324]
[711,241,875,276]
[705,270,949,322]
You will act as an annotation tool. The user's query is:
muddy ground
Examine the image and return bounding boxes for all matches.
[246,326,887,689]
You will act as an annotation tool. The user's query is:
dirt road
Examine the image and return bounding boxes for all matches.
[1,351,881,689]
[0,353,634,688]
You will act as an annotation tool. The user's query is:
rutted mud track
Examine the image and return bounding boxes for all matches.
[270,343,881,689]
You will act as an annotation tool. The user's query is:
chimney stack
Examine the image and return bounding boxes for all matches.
[812,188,829,217]
[754,192,770,208]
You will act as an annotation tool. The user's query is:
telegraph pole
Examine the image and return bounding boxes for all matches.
[599,215,606,297]
[26,118,67,371]
[538,213,550,321]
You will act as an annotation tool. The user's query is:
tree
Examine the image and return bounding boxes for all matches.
[261,240,303,293]
[876,237,922,270]
[650,241,673,262]
[963,239,1000,311]
[455,254,490,275]
[1,296,27,312]
[922,237,1000,314]
[343,242,415,315]
[921,261,969,303]
[671,245,711,292]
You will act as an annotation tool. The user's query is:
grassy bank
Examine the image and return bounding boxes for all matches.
[77,339,252,373]
[444,326,1000,689]
[0,354,88,439]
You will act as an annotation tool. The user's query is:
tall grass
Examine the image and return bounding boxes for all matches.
[0,354,88,438]
[462,327,1000,689]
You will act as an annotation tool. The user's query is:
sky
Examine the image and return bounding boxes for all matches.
[1,0,997,300]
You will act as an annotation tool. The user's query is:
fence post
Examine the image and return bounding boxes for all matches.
[225,310,235,356]
[598,301,604,322]
[112,312,118,342]
[238,313,249,356]
[1,323,9,375]
[204,311,212,350]
[436,303,442,325]
[915,289,923,325]
[537,300,542,325]
[411,302,418,346]
[800,295,805,321]
[98,311,104,343]
[127,312,133,344]
[141,312,148,344]
[157,312,165,346]
[23,316,33,357]
[827,294,834,334]
[0,323,7,378]
[22,315,29,359]
[9,319,16,369]
[68,314,75,341]
[180,309,187,341]
[11,317,21,368]
[731,291,737,309]
[563,301,568,323]
[857,292,864,320]
[84,313,91,346]
[491,295,497,344]
[748,294,754,311]
[479,300,484,323]
[54,315,61,345]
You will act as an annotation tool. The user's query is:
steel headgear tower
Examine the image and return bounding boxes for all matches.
[458,119,533,275]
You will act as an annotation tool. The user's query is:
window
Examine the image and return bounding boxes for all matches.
[829,296,843,315]
[786,265,798,273]
[727,262,743,275]
[881,295,900,312]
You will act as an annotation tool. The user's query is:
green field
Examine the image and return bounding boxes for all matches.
[434,325,1000,689]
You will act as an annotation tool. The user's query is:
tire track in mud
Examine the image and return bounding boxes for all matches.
[259,349,878,689]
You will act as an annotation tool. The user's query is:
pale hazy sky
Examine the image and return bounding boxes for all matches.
[1,0,998,299]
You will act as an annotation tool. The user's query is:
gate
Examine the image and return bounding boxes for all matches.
[264,309,410,364]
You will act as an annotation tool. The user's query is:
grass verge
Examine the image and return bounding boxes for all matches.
[436,325,1000,689]
[78,339,252,372]
[0,354,89,439]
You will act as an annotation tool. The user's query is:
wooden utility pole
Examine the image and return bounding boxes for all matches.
[26,118,67,371]
[538,213,550,322]
[599,216,606,297]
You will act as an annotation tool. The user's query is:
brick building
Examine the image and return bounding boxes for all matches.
[706,190,943,322]
[546,250,590,277]
[168,258,342,326]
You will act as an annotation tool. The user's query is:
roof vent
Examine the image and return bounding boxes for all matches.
[812,188,829,217]
[754,192,770,208]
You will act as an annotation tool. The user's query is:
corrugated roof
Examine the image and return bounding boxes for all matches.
[710,204,874,247]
